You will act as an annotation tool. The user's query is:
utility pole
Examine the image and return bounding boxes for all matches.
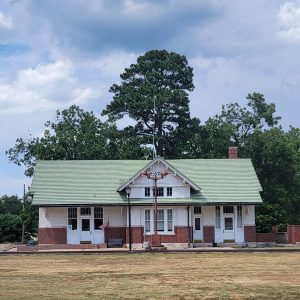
[21,184,25,244]
[152,95,156,159]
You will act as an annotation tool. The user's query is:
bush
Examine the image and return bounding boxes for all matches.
[0,214,22,242]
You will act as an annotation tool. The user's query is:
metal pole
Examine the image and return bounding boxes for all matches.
[21,184,25,244]
[128,194,132,251]
[153,95,156,159]
[154,176,158,234]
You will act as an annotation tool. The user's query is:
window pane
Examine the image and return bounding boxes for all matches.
[68,219,77,230]
[237,205,243,228]
[157,209,164,231]
[80,207,91,215]
[145,209,150,221]
[225,218,233,230]
[157,187,164,197]
[167,187,172,197]
[68,207,77,219]
[194,206,201,214]
[215,206,220,229]
[145,221,150,232]
[195,217,201,230]
[223,206,234,214]
[82,219,90,231]
[145,209,150,232]
[94,207,103,219]
[145,187,150,197]
[157,221,164,231]
[94,219,103,230]
[167,209,172,231]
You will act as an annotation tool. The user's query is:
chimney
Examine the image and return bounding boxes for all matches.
[228,147,238,159]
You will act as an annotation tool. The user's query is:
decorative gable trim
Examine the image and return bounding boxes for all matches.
[117,156,201,192]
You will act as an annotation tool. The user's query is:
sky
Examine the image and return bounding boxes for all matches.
[0,0,300,196]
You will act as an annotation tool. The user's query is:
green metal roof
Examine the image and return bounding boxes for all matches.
[31,159,262,206]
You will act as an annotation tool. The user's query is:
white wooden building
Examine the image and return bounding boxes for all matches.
[31,149,262,248]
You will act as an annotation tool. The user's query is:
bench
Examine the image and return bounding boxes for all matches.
[107,238,123,248]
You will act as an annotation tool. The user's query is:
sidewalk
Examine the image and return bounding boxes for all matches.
[2,245,300,255]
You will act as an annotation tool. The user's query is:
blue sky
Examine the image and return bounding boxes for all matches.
[1,0,300,196]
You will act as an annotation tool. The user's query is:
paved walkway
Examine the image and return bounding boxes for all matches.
[1,246,300,255]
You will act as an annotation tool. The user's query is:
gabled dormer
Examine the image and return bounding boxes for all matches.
[117,156,200,199]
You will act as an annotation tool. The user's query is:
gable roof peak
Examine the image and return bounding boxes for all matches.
[117,157,201,192]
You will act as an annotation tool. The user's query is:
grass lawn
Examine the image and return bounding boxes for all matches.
[0,252,300,299]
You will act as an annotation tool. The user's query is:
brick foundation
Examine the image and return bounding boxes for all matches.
[256,232,275,243]
[17,243,107,252]
[126,226,144,244]
[203,226,215,243]
[142,227,190,244]
[104,227,126,243]
[287,225,300,244]
[244,225,256,242]
[38,227,67,244]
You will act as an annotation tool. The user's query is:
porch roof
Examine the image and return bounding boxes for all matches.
[31,159,262,206]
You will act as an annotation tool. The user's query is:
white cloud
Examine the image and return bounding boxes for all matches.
[0,11,13,30]
[278,1,300,41]
[0,59,100,115]
[92,51,139,77]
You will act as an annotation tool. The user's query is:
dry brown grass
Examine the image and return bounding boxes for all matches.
[0,252,300,299]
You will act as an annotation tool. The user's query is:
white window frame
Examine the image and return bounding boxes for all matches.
[144,208,174,234]
[145,187,151,197]
[94,207,103,230]
[167,187,172,197]
[215,206,221,229]
[237,205,243,229]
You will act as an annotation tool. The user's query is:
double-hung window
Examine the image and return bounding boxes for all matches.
[145,209,151,232]
[145,187,150,197]
[68,207,77,230]
[94,207,103,230]
[167,187,172,197]
[215,206,221,229]
[157,209,164,231]
[167,209,173,232]
[157,187,164,197]
[144,208,173,234]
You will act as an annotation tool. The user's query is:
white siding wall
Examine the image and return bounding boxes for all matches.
[130,161,190,199]
[39,207,67,228]
[201,206,215,226]
[243,205,255,225]
[103,207,126,227]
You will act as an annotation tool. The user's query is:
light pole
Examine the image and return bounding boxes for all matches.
[125,187,132,251]
[141,170,169,247]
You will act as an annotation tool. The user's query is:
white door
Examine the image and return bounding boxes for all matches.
[80,218,92,242]
[223,216,235,242]
[193,217,203,242]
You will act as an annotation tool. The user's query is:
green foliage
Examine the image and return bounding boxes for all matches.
[103,49,195,156]
[0,195,22,215]
[6,105,149,177]
[0,213,22,242]
[210,92,281,147]
[0,195,38,243]
[203,93,300,231]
